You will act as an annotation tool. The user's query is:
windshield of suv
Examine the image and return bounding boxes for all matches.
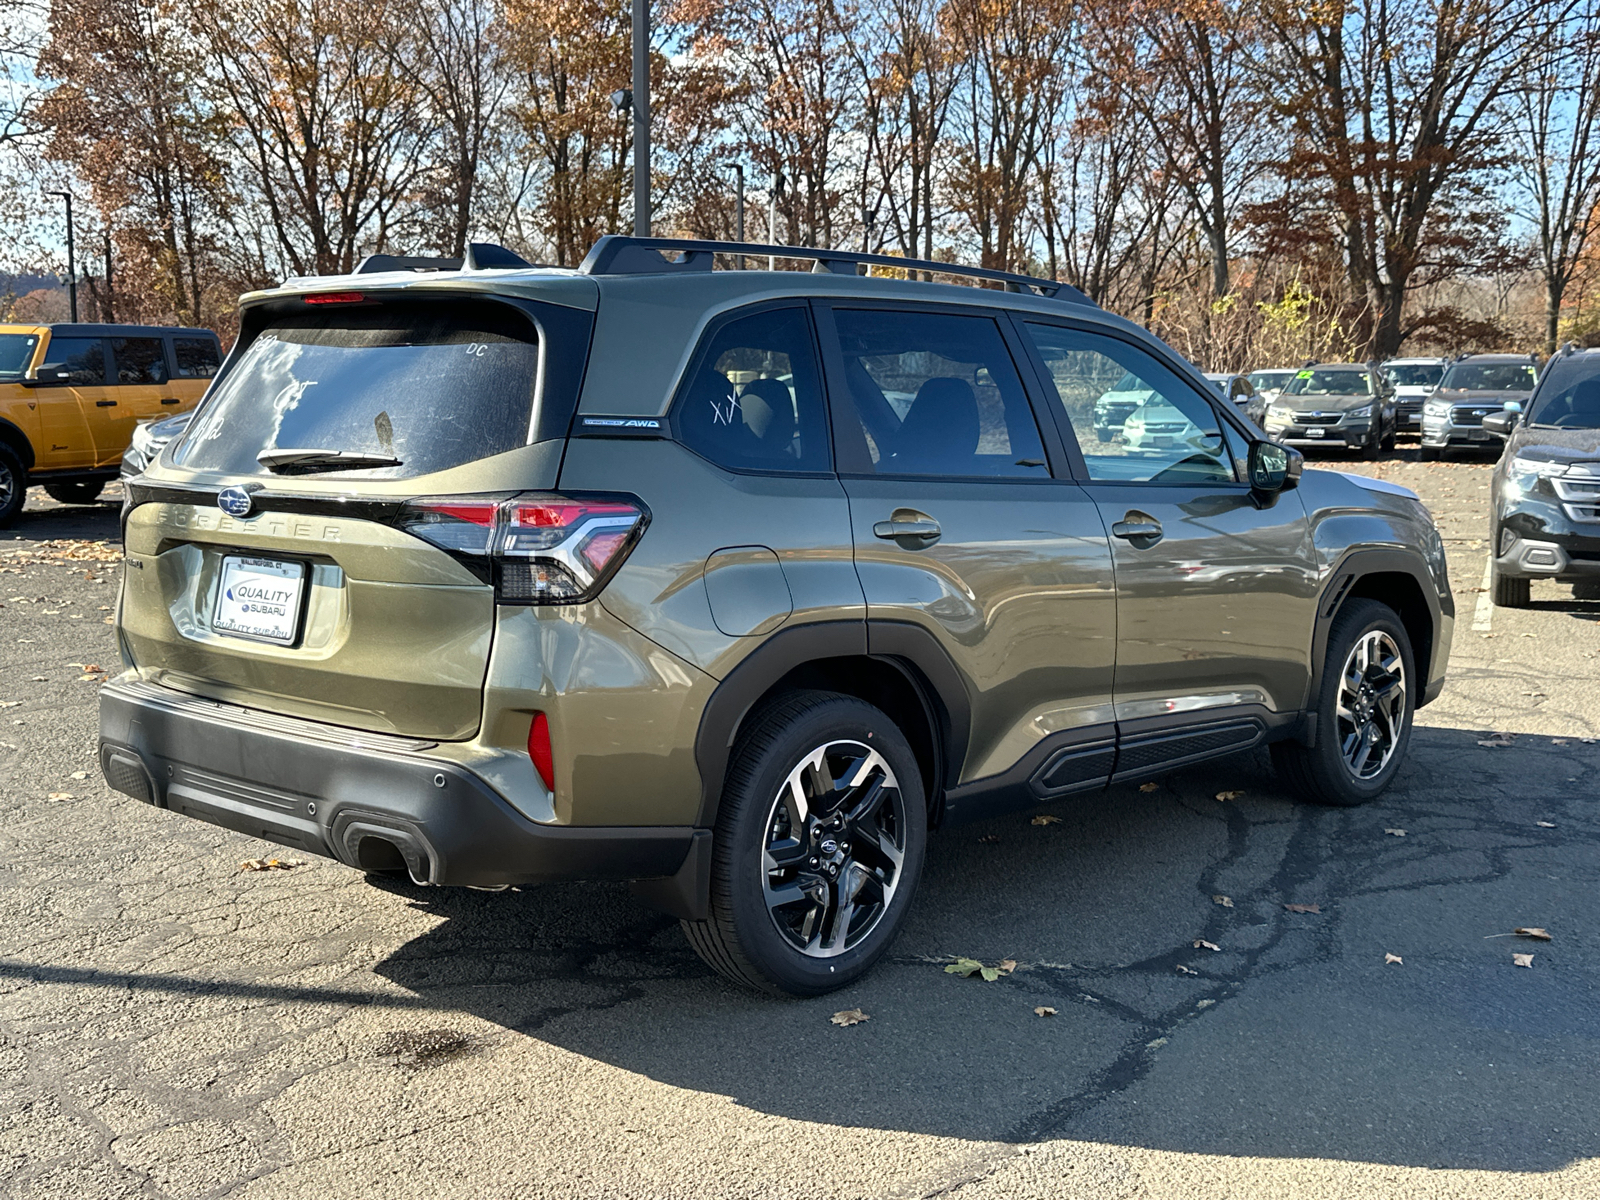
[1526,357,1600,428]
[1284,369,1370,396]
[174,302,540,479]
[0,332,39,378]
[1248,370,1293,391]
[1439,362,1536,391]
[1386,364,1443,387]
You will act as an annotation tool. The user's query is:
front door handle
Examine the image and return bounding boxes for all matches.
[1112,515,1163,545]
[160,397,181,405]
[873,513,942,548]
[95,400,118,407]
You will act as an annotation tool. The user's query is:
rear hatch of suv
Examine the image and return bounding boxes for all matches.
[119,284,596,740]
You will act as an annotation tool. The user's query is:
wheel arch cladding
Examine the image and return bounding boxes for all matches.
[0,418,34,470]
[1312,553,1440,712]
[692,621,966,828]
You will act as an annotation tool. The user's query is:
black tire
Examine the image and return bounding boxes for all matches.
[0,444,24,529]
[1382,422,1396,452]
[1418,446,1439,462]
[1493,570,1531,608]
[1273,599,1415,807]
[43,480,105,505]
[1574,580,1600,602]
[682,690,927,996]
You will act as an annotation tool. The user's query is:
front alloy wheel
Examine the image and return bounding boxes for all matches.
[683,691,926,995]
[1335,629,1406,780]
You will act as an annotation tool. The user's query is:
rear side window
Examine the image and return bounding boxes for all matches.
[829,309,1048,478]
[43,336,107,385]
[175,302,540,479]
[173,337,221,378]
[673,305,830,472]
[113,337,170,384]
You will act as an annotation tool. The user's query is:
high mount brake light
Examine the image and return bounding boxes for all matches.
[303,291,365,305]
[397,493,648,604]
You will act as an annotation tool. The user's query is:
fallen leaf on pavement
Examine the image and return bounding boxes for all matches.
[1215,790,1244,802]
[1139,782,1159,792]
[1512,953,1534,968]
[0,701,18,708]
[69,771,88,780]
[45,792,74,801]
[1515,927,1552,941]
[1552,738,1570,746]
[1193,939,1221,951]
[239,858,305,872]
[1385,953,1403,965]
[977,834,999,844]
[1176,964,1199,975]
[29,676,44,682]
[830,1009,869,1026]
[1384,828,1406,836]
[1034,1006,1056,1017]
[1212,894,1234,907]
[1537,821,1557,828]
[1284,903,1321,914]
[999,959,1018,975]
[1031,814,1061,826]
[1477,732,1516,748]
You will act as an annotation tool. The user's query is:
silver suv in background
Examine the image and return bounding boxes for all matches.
[1381,357,1446,431]
[1420,354,1539,460]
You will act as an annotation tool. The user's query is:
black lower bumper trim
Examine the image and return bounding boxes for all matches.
[98,679,694,887]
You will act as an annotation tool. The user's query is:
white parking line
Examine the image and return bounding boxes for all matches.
[1471,553,1495,632]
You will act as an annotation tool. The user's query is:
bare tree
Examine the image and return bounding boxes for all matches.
[1514,0,1600,353]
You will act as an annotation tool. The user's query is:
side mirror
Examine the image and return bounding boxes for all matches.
[21,364,71,387]
[1481,411,1515,437]
[1248,439,1301,492]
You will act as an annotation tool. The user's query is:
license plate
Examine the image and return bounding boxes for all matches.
[1304,427,1325,438]
[1152,435,1173,447]
[1470,428,1490,441]
[213,555,307,645]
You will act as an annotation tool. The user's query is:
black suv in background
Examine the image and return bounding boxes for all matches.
[1485,345,1600,605]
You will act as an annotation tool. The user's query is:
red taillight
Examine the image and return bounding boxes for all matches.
[303,291,365,305]
[528,712,554,791]
[396,492,647,604]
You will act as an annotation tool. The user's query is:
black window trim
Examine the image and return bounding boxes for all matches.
[813,297,1075,485]
[1011,313,1258,489]
[666,298,837,479]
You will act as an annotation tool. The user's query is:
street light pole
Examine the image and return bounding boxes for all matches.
[631,0,650,237]
[732,164,744,269]
[46,191,78,322]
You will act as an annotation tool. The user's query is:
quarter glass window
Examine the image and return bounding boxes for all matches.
[1023,324,1236,484]
[674,306,829,472]
[173,337,221,378]
[831,309,1047,478]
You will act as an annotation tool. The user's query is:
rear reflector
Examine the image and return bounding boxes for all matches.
[396,492,648,604]
[303,291,365,305]
[528,712,554,791]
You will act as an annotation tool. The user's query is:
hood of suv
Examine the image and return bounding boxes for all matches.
[1503,425,1600,461]
[1435,389,1530,407]
[1285,392,1371,412]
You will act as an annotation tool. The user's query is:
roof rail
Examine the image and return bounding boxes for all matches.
[355,242,534,275]
[577,235,1089,303]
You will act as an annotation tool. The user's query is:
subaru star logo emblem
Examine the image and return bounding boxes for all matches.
[217,486,253,518]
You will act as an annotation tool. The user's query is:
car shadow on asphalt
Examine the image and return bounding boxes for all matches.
[364,725,1600,1173]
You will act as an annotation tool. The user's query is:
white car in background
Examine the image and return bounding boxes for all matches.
[1093,370,1158,440]
[1381,357,1447,430]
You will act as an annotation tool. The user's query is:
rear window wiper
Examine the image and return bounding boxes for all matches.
[257,448,403,474]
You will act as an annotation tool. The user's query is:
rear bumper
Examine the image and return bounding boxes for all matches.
[97,677,695,887]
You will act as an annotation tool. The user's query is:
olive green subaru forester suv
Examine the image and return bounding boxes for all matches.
[101,237,1453,995]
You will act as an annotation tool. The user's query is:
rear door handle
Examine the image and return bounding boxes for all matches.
[160,397,181,405]
[1112,518,1163,543]
[873,516,941,547]
[95,400,117,407]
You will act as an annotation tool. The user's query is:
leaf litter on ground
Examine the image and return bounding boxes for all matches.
[945,956,1016,982]
[1031,814,1062,826]
[1513,953,1535,968]
[239,858,305,872]
[1385,953,1403,965]
[830,1009,869,1026]
[1215,790,1244,802]
[1477,732,1516,748]
[1284,903,1321,914]
[1034,1006,1056,1017]
[1212,894,1233,907]
[1139,782,1160,792]
[1193,939,1221,951]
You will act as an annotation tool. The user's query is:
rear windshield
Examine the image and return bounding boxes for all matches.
[1285,369,1370,396]
[0,333,38,378]
[1527,357,1600,428]
[174,302,539,479]
[1439,362,1536,391]
[1385,363,1443,387]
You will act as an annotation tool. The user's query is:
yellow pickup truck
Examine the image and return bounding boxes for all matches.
[0,322,222,526]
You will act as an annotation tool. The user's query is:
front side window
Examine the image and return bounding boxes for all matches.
[0,333,38,378]
[1247,370,1293,392]
[673,306,829,472]
[1440,362,1537,391]
[113,337,169,385]
[1386,364,1443,387]
[1527,358,1600,428]
[830,309,1047,478]
[1024,323,1236,484]
[42,336,107,385]
[173,337,222,378]
[1284,369,1372,396]
[175,302,540,479]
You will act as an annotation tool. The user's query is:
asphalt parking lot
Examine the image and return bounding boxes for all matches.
[3,450,1598,1200]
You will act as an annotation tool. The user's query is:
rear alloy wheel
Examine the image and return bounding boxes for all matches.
[1273,599,1414,806]
[1492,569,1531,608]
[0,445,24,529]
[682,691,926,996]
[43,480,105,505]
